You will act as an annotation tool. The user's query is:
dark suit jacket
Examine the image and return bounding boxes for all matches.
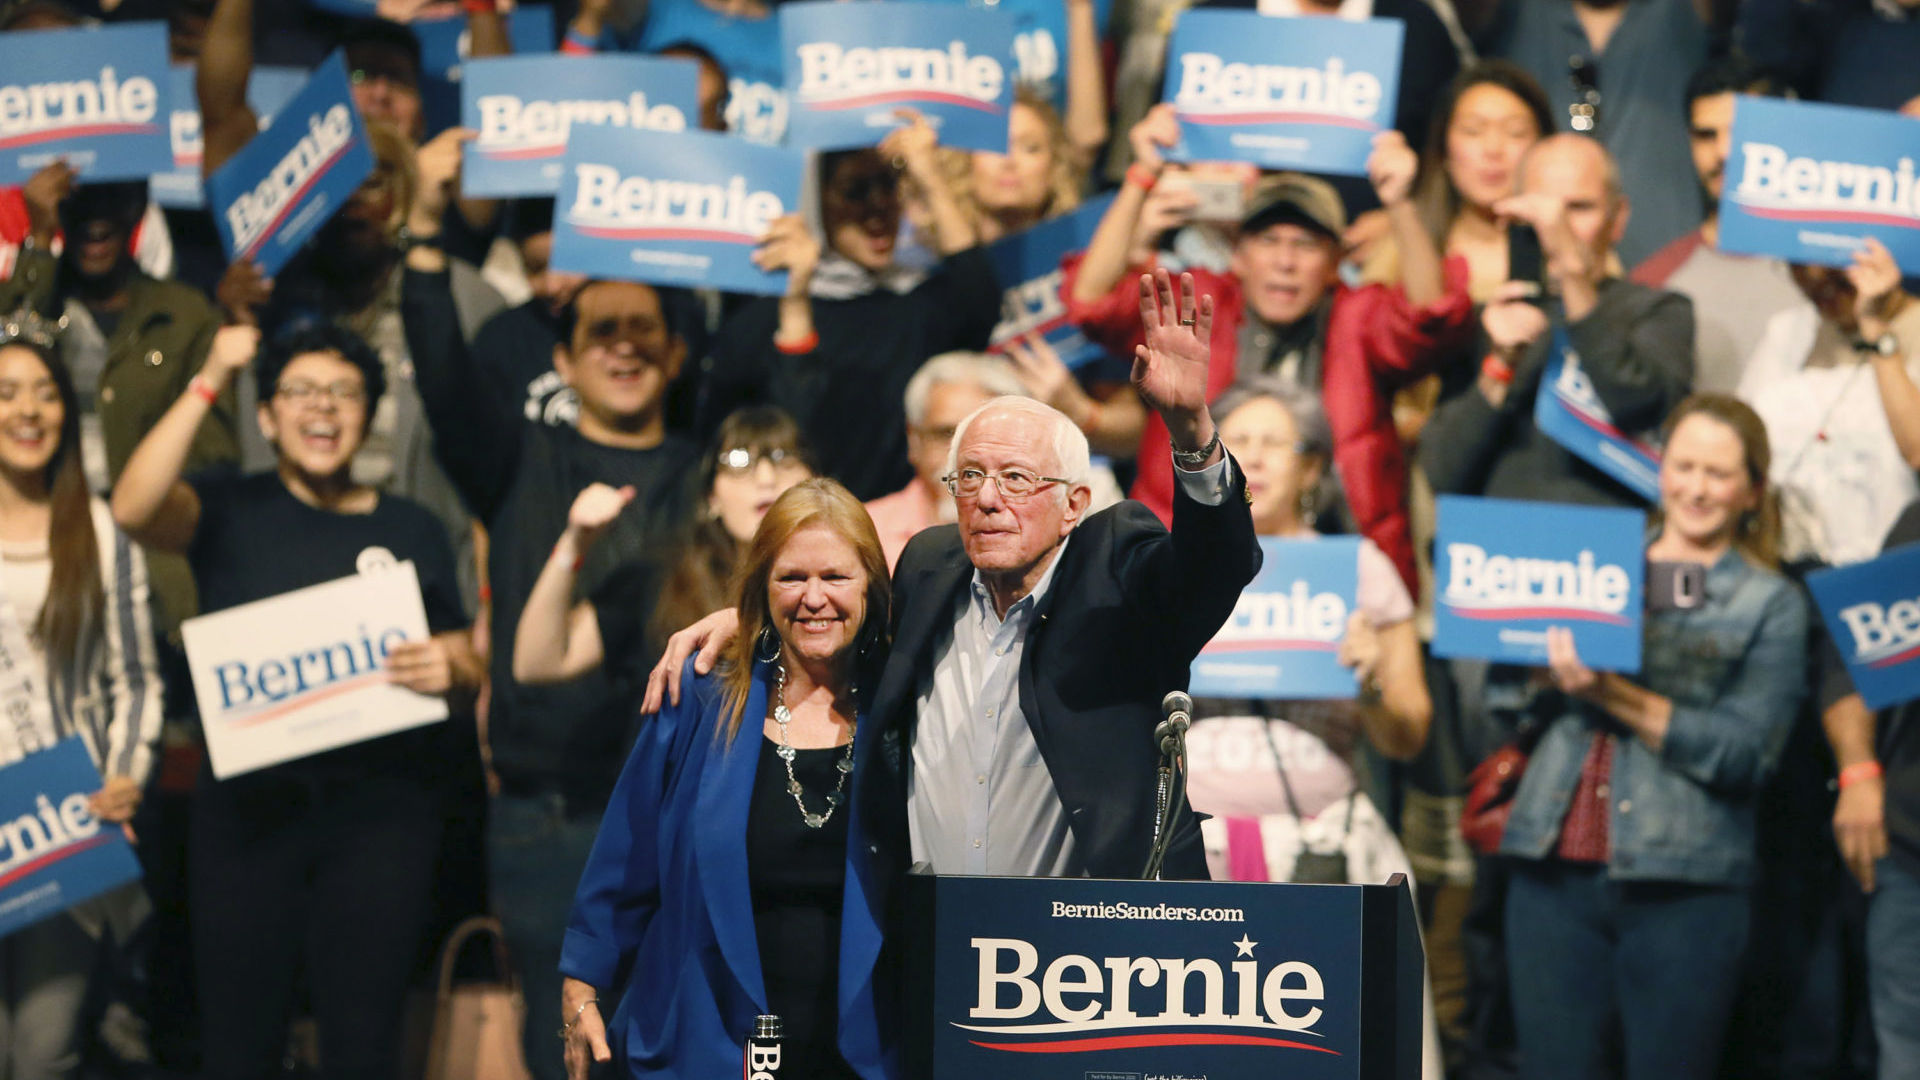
[855,461,1263,888]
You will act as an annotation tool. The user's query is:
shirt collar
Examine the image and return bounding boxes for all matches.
[970,533,1073,622]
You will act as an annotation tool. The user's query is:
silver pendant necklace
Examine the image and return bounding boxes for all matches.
[770,661,855,829]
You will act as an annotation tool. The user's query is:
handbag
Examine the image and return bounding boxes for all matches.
[1460,721,1545,857]
[1262,721,1354,884]
[423,916,534,1080]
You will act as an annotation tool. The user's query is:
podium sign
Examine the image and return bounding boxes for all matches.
[904,871,1422,1080]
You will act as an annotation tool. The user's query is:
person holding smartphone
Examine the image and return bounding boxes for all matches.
[1489,394,1808,1080]
[1419,134,1695,510]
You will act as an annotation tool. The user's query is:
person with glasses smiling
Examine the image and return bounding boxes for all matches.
[514,407,816,690]
[111,321,484,1080]
[651,267,1262,883]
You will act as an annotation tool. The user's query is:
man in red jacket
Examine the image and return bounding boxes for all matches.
[1062,104,1473,593]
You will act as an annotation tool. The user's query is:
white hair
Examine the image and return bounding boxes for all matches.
[902,351,1031,427]
[945,396,1092,494]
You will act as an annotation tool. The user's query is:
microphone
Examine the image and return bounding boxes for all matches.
[1156,691,1193,756]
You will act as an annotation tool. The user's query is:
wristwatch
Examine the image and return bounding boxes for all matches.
[1171,430,1222,470]
[1853,331,1900,358]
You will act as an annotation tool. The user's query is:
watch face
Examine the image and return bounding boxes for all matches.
[1879,334,1900,357]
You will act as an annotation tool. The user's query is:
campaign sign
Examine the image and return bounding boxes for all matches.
[153,65,308,211]
[182,562,447,780]
[206,54,374,279]
[1808,545,1920,710]
[0,21,173,186]
[1433,496,1646,671]
[782,0,1016,153]
[904,873,1425,1080]
[462,55,701,198]
[1193,537,1361,700]
[0,739,142,941]
[551,125,804,295]
[1163,11,1402,176]
[921,0,1112,108]
[1720,96,1920,272]
[1533,329,1662,503]
[412,6,556,135]
[985,192,1113,370]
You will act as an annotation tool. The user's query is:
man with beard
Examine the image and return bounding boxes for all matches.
[1630,56,1809,396]
[400,128,701,1080]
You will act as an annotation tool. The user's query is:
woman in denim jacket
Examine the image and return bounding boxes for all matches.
[1492,394,1809,1080]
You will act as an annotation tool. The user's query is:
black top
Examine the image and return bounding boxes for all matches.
[1819,502,1920,883]
[747,735,858,1080]
[402,268,700,808]
[185,469,468,780]
[702,246,1001,501]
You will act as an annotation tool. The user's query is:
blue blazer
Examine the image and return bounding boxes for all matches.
[560,658,892,1079]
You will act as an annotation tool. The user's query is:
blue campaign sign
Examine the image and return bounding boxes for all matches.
[153,65,309,211]
[1719,96,1920,273]
[1193,537,1362,700]
[1433,496,1646,672]
[463,55,701,198]
[985,192,1114,370]
[550,125,804,295]
[411,6,555,136]
[1162,11,1402,176]
[920,0,1112,109]
[0,739,142,941]
[636,0,787,145]
[0,21,173,186]
[205,54,375,279]
[1532,328,1661,503]
[782,0,1016,153]
[1808,545,1920,710]
[917,875,1378,1079]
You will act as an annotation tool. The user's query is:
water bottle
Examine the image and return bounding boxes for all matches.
[745,1014,783,1080]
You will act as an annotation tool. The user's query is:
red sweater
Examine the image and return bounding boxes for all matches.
[1060,253,1474,593]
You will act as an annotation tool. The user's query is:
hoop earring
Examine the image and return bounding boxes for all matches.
[754,625,781,664]
[1299,489,1318,530]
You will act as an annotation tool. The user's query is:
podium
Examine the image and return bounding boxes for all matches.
[902,870,1424,1080]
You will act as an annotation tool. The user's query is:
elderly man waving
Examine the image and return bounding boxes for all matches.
[647,268,1261,882]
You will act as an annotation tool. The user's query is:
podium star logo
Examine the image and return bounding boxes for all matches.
[1233,933,1258,957]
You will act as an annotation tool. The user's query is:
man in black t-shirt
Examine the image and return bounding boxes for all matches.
[400,130,701,1079]
[1818,502,1920,1076]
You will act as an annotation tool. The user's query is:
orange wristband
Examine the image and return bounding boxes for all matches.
[1480,352,1514,386]
[1839,761,1883,789]
[189,377,219,405]
[1125,163,1160,193]
[775,329,819,355]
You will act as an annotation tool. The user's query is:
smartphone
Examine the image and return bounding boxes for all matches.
[1646,561,1707,613]
[1187,178,1246,223]
[1507,224,1546,305]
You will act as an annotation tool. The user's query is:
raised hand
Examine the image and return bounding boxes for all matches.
[879,108,942,183]
[1128,104,1180,174]
[21,161,74,247]
[215,259,274,326]
[565,482,635,554]
[1004,331,1080,414]
[411,126,475,229]
[1365,130,1418,208]
[1849,237,1905,341]
[205,324,262,381]
[752,213,822,298]
[1482,280,1551,359]
[1132,267,1215,430]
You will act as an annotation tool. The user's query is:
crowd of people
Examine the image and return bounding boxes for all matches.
[0,0,1917,1078]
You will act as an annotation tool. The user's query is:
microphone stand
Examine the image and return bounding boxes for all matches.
[1142,712,1191,880]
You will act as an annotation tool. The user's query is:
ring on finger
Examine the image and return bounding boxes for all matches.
[1179,316,1196,327]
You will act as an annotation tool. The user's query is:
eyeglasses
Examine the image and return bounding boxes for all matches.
[719,447,806,474]
[943,467,1072,500]
[349,66,420,93]
[275,380,366,406]
[1567,55,1601,134]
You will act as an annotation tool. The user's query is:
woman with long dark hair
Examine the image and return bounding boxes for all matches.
[0,315,161,1078]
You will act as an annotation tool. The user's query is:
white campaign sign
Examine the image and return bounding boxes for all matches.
[182,562,447,779]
